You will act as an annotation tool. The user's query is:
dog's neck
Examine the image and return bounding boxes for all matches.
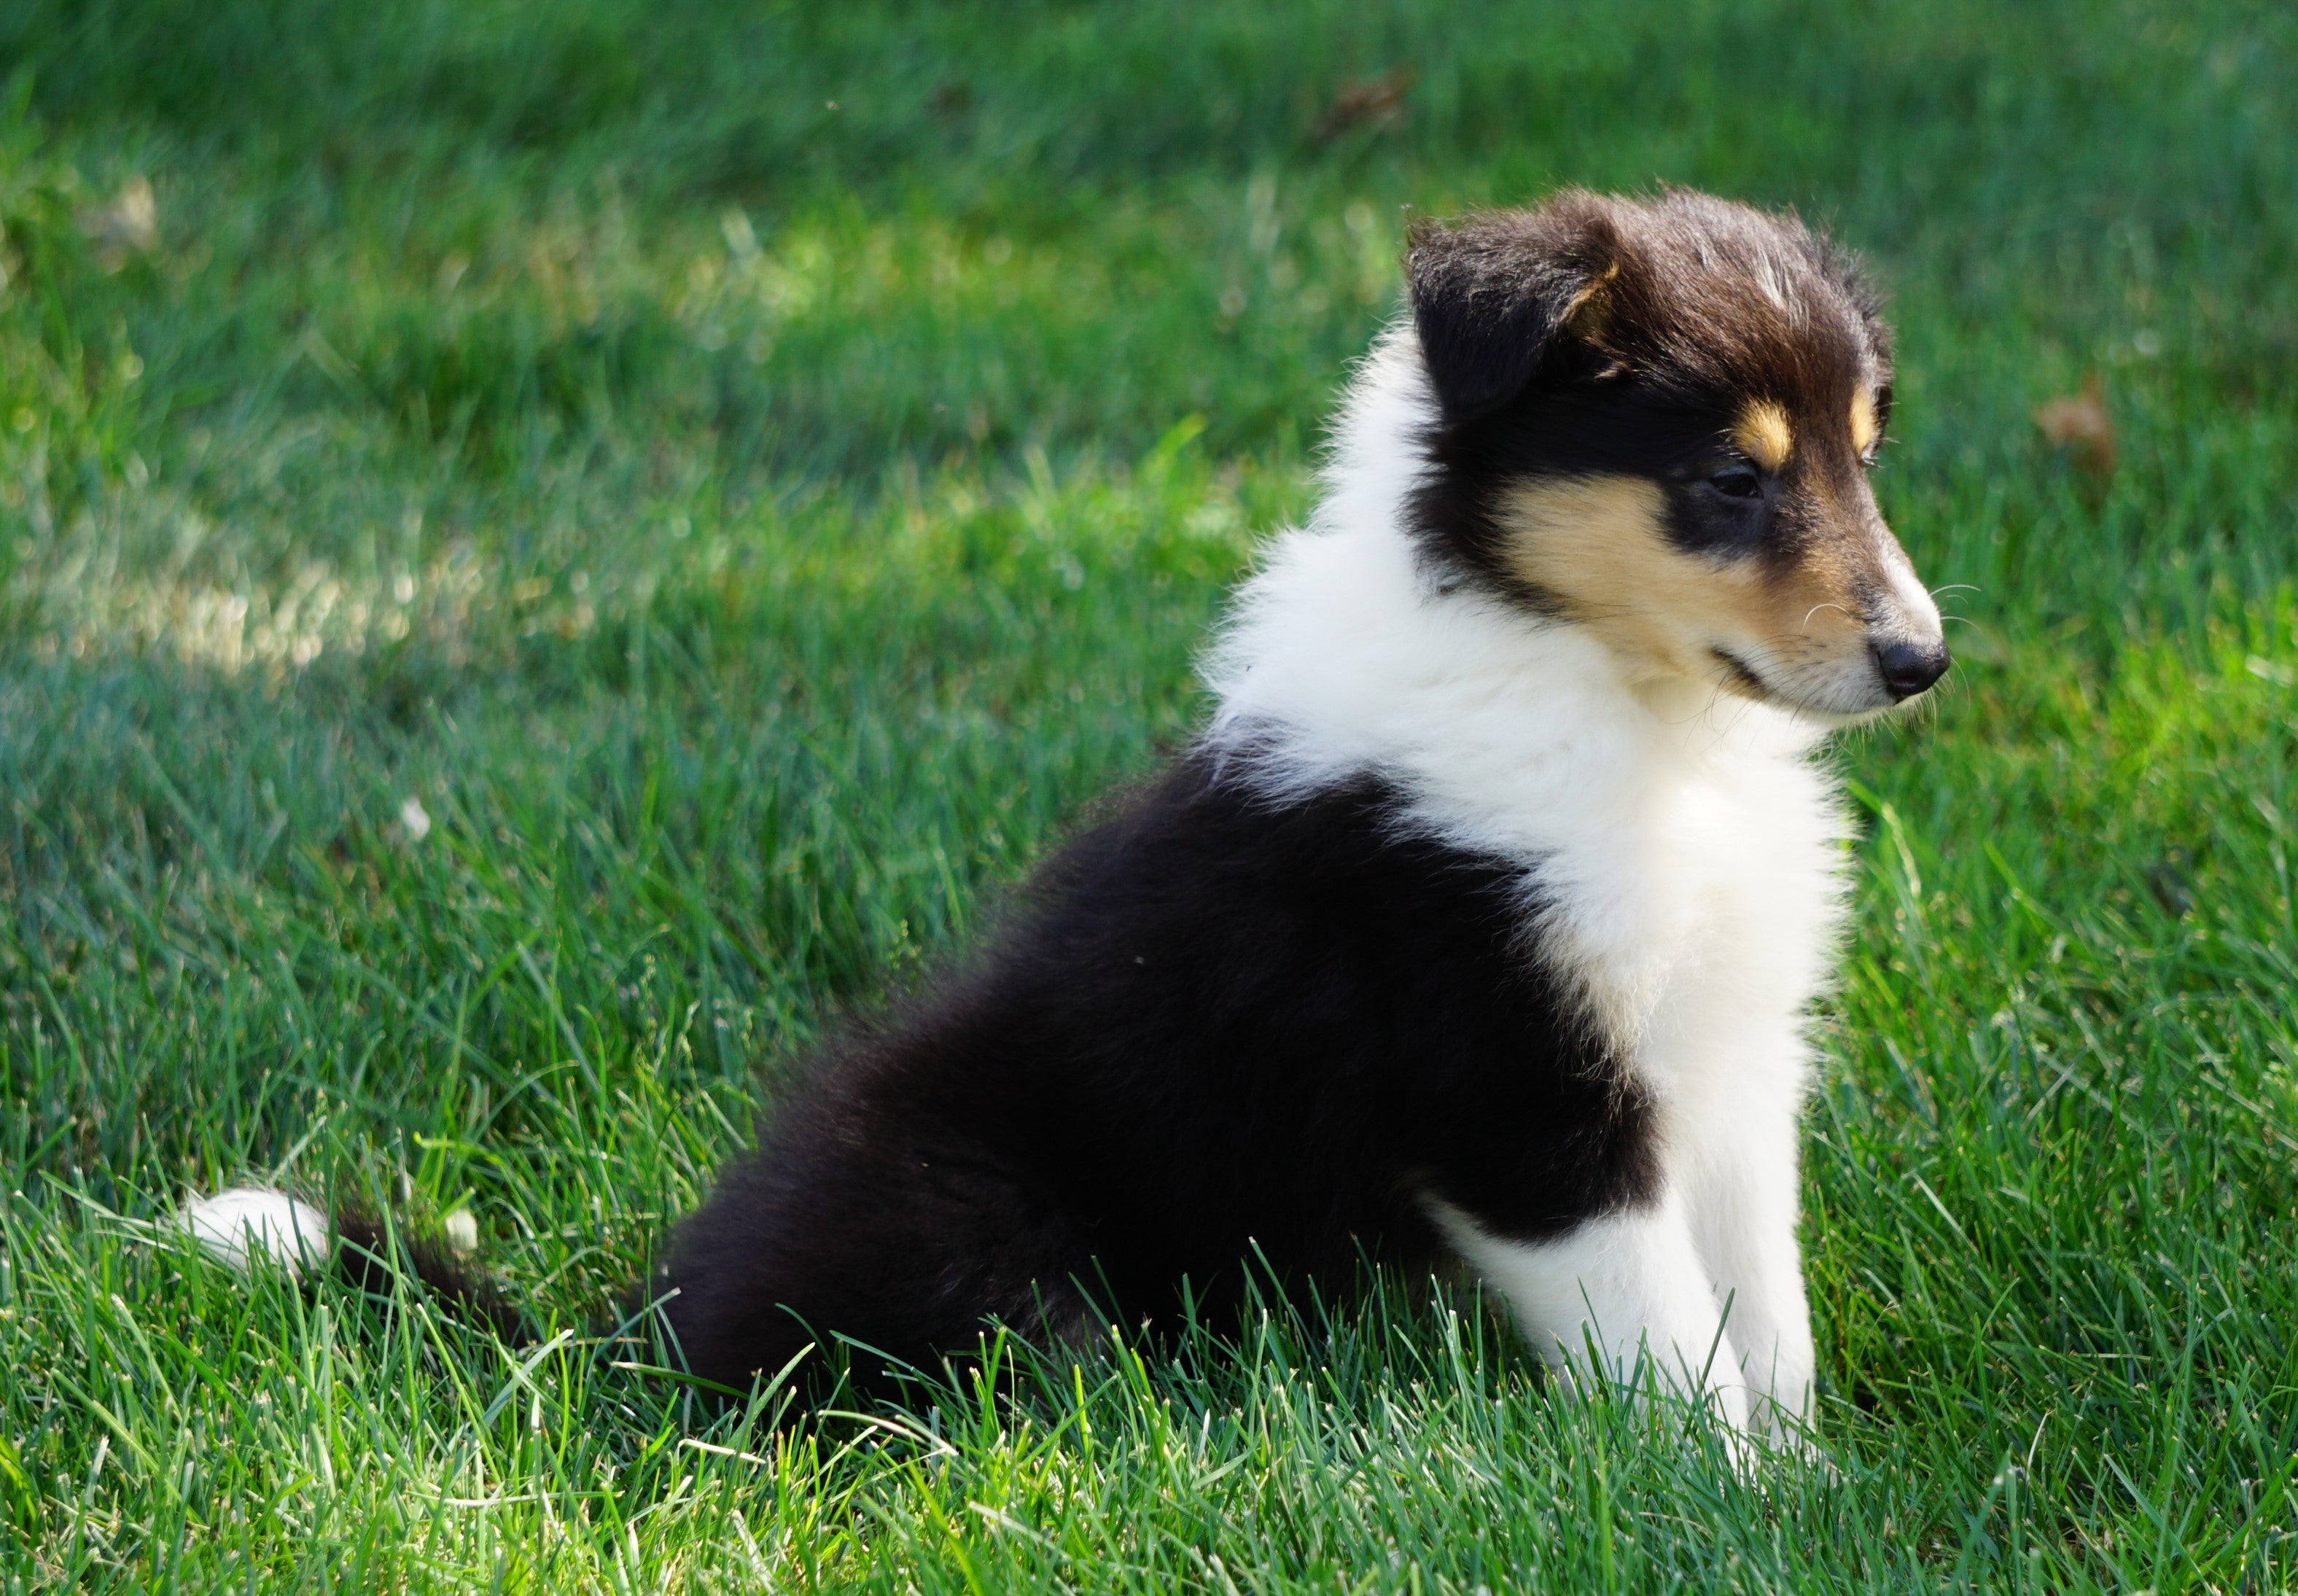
[1202,327,1833,858]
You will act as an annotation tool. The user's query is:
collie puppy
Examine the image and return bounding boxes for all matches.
[193,187,1947,1448]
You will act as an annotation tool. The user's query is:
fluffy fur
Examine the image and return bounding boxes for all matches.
[189,188,1948,1453]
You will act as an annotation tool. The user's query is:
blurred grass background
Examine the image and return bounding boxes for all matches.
[1,1,2295,1589]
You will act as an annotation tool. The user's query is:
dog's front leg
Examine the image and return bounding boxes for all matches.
[1432,1194,1752,1439]
[1684,1103,1817,1444]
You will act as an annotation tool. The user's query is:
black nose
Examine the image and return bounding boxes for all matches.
[1874,638,1950,701]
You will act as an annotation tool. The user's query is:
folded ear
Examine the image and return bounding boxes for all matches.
[1407,203,1621,424]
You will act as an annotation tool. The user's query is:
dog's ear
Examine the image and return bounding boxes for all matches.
[1407,203,1623,424]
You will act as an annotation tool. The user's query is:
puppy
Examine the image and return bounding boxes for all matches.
[194,187,1946,1449]
[655,187,1946,1440]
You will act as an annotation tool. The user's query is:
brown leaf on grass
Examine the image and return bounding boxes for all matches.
[2033,372,2116,476]
[1317,66,1419,141]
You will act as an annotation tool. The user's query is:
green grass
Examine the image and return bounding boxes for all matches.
[2,0,2296,1587]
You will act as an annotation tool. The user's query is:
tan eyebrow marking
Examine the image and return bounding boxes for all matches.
[1734,400,1793,471]
[1850,389,1878,455]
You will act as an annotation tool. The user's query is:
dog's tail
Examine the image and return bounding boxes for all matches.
[180,1187,528,1342]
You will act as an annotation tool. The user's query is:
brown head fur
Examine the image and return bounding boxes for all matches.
[1405,189,1945,718]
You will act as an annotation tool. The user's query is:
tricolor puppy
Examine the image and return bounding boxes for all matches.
[196,188,1947,1452]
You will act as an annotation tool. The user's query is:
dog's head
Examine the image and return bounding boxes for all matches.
[1406,188,1946,720]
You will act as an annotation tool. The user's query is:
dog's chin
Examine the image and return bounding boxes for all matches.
[1782,698,1897,730]
[1707,647,1902,727]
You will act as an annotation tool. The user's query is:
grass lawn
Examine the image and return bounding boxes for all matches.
[4,0,2297,1587]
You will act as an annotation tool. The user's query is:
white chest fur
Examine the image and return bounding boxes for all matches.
[1541,723,1848,1162]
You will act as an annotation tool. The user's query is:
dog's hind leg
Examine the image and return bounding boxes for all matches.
[653,1113,1096,1400]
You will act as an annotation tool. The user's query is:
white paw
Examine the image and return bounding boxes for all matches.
[181,1188,335,1280]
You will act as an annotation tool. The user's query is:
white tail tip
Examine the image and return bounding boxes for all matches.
[182,1188,335,1280]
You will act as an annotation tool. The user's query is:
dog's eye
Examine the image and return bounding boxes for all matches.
[1708,464,1763,499]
